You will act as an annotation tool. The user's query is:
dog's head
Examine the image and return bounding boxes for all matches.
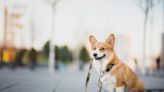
[89,34,115,61]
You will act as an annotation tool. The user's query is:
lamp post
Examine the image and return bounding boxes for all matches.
[46,0,60,73]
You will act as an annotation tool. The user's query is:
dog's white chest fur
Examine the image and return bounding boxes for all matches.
[93,59,116,91]
[101,73,116,91]
[92,58,108,72]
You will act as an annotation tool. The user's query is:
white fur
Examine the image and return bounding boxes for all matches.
[116,86,125,92]
[92,58,117,92]
[101,73,116,92]
[92,58,109,73]
[92,49,111,72]
[92,48,117,92]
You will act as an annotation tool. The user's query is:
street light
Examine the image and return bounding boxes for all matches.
[42,0,61,73]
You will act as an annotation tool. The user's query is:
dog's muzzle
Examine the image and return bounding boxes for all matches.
[94,54,106,60]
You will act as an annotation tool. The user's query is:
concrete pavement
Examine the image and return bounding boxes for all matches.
[0,67,164,92]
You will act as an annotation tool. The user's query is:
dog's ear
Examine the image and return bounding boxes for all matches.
[89,35,97,46]
[106,33,115,49]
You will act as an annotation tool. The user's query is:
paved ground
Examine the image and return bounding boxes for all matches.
[0,67,164,92]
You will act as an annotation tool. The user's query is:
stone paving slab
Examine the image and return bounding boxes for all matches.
[0,68,164,92]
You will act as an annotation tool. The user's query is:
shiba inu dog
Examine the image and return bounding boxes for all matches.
[88,33,144,92]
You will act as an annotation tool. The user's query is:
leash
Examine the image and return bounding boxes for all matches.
[84,59,104,92]
[84,59,105,92]
[98,60,103,92]
[84,59,93,92]
[85,59,114,92]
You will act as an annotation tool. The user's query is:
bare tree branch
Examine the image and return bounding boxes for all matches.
[133,0,161,13]
[131,0,161,70]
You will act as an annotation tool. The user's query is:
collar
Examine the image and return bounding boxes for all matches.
[104,57,116,73]
[105,64,115,72]
[100,63,115,78]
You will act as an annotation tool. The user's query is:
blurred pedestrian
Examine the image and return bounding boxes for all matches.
[28,48,37,70]
[156,56,161,71]
[3,48,9,65]
[0,48,4,68]
[8,47,16,69]
[134,58,141,75]
[12,49,26,69]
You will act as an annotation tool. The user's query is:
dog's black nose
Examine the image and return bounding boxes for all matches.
[93,53,97,57]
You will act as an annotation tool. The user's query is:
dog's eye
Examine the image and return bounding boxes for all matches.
[93,47,96,50]
[100,47,105,51]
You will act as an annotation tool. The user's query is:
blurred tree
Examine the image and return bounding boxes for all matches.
[79,46,90,63]
[28,48,38,70]
[43,41,50,57]
[135,0,160,65]
[0,48,3,68]
[12,49,27,69]
[55,46,59,61]
[59,46,73,63]
[54,46,59,70]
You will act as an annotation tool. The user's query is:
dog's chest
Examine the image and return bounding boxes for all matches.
[92,59,116,90]
[92,59,109,72]
[101,73,116,91]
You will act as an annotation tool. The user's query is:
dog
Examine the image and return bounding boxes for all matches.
[88,33,144,92]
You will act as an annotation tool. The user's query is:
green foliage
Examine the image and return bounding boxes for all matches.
[55,45,73,63]
[79,46,90,63]
[43,41,50,56]
[55,46,59,61]
[43,41,73,63]
[37,52,48,64]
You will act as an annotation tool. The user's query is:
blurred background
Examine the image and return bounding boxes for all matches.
[0,0,164,92]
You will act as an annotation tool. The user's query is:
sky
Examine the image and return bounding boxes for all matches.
[50,0,163,58]
[0,0,163,59]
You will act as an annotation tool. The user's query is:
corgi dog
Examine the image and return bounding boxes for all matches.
[89,34,144,92]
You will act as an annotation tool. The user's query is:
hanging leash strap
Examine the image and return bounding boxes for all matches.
[98,60,115,92]
[84,59,104,92]
[84,59,93,92]
[84,59,115,92]
[98,60,103,92]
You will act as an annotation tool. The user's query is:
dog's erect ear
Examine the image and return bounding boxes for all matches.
[106,33,115,49]
[89,35,97,46]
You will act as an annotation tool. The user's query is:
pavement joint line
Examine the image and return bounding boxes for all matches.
[0,83,18,92]
[53,77,63,92]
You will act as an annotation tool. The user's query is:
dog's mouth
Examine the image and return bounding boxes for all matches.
[95,54,106,60]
